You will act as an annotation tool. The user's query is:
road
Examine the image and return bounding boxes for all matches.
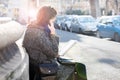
[56,30,120,80]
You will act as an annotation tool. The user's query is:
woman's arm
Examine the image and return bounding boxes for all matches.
[38,30,59,59]
[50,34,59,53]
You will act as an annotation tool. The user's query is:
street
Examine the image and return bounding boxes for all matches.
[57,29,120,80]
[0,0,120,80]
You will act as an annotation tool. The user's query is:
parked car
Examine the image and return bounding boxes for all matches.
[61,15,77,31]
[54,15,66,29]
[68,15,97,34]
[96,15,120,42]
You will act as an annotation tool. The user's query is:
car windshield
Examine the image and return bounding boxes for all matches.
[56,16,64,20]
[99,17,113,23]
[100,17,120,26]
[68,18,72,21]
[78,16,96,23]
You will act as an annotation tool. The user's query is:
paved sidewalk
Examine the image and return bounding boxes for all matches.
[59,41,120,80]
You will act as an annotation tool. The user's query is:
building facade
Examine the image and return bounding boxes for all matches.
[1,0,120,22]
[99,0,120,15]
[36,0,90,14]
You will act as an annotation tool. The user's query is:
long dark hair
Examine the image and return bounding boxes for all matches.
[36,6,57,26]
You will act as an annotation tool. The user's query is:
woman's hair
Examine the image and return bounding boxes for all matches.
[36,6,57,26]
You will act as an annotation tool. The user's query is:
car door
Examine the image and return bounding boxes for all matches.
[98,19,108,38]
[104,21,115,38]
[70,19,75,32]
[71,19,80,32]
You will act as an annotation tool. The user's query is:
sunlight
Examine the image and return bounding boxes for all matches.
[28,8,37,21]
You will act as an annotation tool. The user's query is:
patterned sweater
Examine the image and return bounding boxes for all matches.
[23,23,59,65]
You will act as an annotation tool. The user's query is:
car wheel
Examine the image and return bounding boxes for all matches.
[96,31,102,38]
[69,27,72,32]
[114,33,120,42]
[79,28,82,34]
[60,26,62,30]
[64,26,67,31]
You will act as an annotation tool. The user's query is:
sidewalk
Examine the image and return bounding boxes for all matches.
[59,40,120,80]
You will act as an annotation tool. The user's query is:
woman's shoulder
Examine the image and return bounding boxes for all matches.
[27,22,44,32]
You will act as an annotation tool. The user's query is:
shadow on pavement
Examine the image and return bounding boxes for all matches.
[98,58,120,68]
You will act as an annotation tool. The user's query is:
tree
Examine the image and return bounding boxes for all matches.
[105,0,119,15]
[89,0,100,18]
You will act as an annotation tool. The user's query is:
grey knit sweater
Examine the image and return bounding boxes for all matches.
[23,23,59,65]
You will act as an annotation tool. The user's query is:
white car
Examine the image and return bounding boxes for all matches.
[69,15,97,34]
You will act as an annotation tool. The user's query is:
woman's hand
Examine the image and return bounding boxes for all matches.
[56,54,60,58]
[48,18,56,35]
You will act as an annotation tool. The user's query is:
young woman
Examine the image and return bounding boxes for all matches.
[23,6,59,80]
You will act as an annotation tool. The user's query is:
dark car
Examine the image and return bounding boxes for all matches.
[60,15,78,31]
[69,15,97,34]
[54,15,66,29]
[96,15,120,42]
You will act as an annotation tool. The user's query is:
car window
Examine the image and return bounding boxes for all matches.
[99,18,107,23]
[99,17,120,26]
[74,20,79,24]
[99,17,112,24]
[113,20,120,26]
[72,18,76,22]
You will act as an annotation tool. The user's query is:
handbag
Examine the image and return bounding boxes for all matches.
[39,61,58,76]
